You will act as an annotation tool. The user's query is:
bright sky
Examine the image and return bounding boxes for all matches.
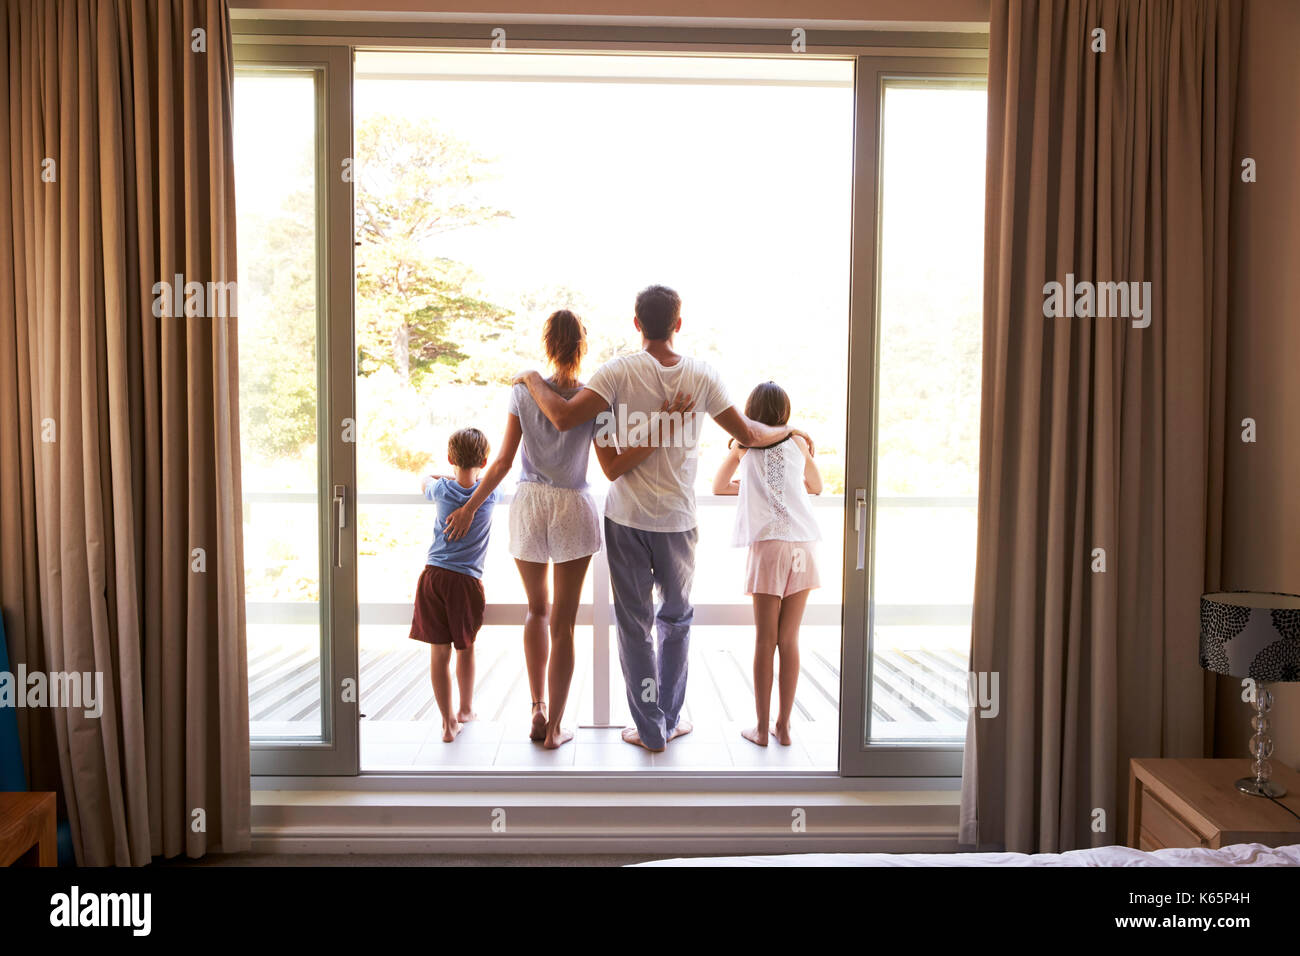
[233,55,986,494]
[233,55,983,383]
[352,52,856,347]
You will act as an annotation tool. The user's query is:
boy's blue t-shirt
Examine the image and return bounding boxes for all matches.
[424,477,500,579]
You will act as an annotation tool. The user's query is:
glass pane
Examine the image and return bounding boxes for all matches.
[353,51,852,770]
[868,82,986,743]
[233,72,324,739]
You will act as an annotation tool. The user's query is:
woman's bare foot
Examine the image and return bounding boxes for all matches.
[543,726,574,749]
[529,702,547,741]
[667,720,693,742]
[621,727,664,753]
[741,725,770,747]
[456,707,477,724]
[442,719,462,743]
[771,722,792,746]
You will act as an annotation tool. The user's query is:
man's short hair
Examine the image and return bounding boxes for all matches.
[448,427,490,469]
[634,285,681,341]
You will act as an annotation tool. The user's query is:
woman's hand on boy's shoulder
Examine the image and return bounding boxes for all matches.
[443,503,476,541]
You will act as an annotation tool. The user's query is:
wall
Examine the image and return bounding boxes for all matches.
[1219,0,1300,767]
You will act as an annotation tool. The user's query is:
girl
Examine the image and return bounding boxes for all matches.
[712,382,822,747]
[445,310,690,748]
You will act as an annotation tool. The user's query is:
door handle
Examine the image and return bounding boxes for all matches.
[333,484,347,568]
[854,489,867,571]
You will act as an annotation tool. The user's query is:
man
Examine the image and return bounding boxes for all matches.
[516,285,812,752]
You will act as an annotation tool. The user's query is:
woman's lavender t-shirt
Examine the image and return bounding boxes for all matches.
[509,381,598,490]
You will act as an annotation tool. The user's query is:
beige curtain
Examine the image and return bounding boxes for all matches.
[961,0,1239,853]
[0,0,249,864]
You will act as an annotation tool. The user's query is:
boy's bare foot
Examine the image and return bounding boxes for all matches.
[529,702,547,741]
[771,722,792,746]
[442,719,462,743]
[667,720,693,742]
[543,727,574,749]
[741,725,769,747]
[456,708,477,723]
[621,727,664,753]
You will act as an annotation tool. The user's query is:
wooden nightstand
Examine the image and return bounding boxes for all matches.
[1128,758,1300,850]
[0,792,57,866]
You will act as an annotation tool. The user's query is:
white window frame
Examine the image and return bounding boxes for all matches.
[232,16,988,787]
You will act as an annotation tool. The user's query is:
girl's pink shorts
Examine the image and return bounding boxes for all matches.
[744,539,821,598]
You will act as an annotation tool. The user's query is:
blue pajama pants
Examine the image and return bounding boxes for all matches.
[603,517,698,750]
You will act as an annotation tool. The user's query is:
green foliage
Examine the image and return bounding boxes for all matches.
[354,116,515,387]
[357,366,436,476]
[238,181,318,460]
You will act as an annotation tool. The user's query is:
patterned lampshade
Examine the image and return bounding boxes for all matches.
[1200,591,1300,681]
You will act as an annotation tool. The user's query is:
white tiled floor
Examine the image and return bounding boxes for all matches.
[361,719,836,771]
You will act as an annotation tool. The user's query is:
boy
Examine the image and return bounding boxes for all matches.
[409,427,501,742]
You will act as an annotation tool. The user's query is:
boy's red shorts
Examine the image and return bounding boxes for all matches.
[409,564,485,650]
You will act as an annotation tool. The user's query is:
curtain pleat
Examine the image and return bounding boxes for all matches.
[962,0,1239,853]
[0,0,249,865]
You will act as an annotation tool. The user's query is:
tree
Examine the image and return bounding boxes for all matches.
[354,116,514,386]
[238,179,318,461]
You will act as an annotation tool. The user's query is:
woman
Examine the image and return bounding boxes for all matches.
[444,310,690,748]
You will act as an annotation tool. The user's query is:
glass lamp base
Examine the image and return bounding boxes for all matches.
[1235,777,1287,798]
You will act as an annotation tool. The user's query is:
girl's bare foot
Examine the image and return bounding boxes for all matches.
[456,708,477,723]
[771,722,792,746]
[529,702,547,741]
[741,725,770,747]
[667,720,693,741]
[543,726,574,749]
[621,727,664,753]
[442,719,462,742]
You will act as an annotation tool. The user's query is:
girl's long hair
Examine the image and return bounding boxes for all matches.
[544,309,587,387]
[744,381,791,427]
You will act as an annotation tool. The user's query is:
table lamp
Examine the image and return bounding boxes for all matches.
[1200,591,1300,797]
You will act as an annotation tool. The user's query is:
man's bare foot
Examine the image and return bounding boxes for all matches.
[543,726,574,750]
[621,727,664,753]
[529,703,547,741]
[741,725,769,747]
[457,708,477,723]
[442,719,462,743]
[667,720,693,742]
[771,722,793,746]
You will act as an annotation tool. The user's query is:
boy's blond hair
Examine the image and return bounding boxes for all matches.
[448,428,489,469]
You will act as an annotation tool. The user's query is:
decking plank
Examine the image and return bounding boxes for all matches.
[254,631,971,737]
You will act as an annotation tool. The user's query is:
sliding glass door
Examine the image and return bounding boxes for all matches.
[235,44,357,775]
[840,59,987,776]
[350,51,852,771]
[231,28,988,779]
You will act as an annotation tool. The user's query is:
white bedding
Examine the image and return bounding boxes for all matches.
[635,842,1300,867]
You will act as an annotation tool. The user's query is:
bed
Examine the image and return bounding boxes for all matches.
[633,842,1300,866]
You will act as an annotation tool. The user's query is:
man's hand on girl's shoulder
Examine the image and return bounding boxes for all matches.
[789,429,816,456]
[511,369,540,386]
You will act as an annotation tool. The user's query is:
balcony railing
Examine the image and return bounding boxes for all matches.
[244,491,974,741]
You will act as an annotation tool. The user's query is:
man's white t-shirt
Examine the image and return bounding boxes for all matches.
[585,350,732,533]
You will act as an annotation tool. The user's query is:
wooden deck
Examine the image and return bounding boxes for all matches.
[249,624,969,770]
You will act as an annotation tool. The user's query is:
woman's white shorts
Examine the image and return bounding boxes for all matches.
[508,481,602,564]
